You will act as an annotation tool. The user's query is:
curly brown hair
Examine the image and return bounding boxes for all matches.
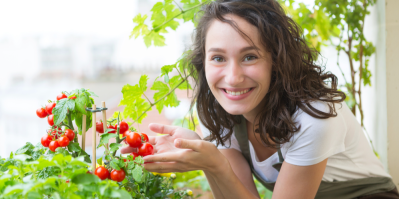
[188,0,346,147]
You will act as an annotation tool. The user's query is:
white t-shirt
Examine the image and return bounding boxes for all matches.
[200,101,391,182]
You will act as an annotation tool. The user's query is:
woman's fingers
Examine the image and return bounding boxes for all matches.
[144,162,194,173]
[120,146,138,154]
[175,139,210,152]
[148,136,156,145]
[148,123,178,136]
[143,151,185,163]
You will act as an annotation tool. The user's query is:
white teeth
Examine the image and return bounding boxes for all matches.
[226,89,250,96]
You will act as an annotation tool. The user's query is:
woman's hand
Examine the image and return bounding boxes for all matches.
[143,138,228,174]
[121,123,229,174]
[120,123,201,154]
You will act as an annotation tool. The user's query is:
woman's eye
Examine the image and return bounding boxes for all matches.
[212,57,224,62]
[244,56,257,62]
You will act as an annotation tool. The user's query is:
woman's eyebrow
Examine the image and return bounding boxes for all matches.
[208,48,226,53]
[239,46,260,53]
[207,46,260,53]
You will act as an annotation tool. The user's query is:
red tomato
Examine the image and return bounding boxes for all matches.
[56,93,67,101]
[95,166,110,180]
[36,107,48,118]
[118,121,129,134]
[47,114,54,126]
[45,102,56,115]
[139,133,149,143]
[64,129,75,141]
[138,143,154,157]
[126,132,142,148]
[122,131,129,144]
[41,134,53,147]
[70,96,77,100]
[130,152,139,160]
[49,141,59,152]
[107,125,116,133]
[96,121,104,133]
[57,136,70,147]
[110,169,125,182]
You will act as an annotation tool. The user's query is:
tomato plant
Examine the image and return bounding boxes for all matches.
[0,0,214,197]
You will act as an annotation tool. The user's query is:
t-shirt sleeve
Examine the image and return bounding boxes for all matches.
[199,120,241,152]
[283,102,347,166]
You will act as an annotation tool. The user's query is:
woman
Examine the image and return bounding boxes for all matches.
[122,0,399,198]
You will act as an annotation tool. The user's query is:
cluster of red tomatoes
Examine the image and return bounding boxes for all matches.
[94,166,126,182]
[36,93,76,126]
[41,128,75,152]
[93,120,154,182]
[95,120,154,158]
[37,93,76,152]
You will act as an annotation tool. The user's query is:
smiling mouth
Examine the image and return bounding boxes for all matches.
[223,88,254,96]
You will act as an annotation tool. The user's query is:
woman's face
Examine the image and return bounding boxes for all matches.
[205,14,273,119]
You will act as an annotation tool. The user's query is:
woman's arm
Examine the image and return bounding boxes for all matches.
[202,148,260,199]
[143,139,261,199]
[272,159,328,199]
[203,171,225,199]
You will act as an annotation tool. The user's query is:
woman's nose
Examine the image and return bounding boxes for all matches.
[224,61,244,86]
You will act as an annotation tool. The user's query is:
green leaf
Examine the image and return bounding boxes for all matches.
[132,165,143,183]
[182,0,201,23]
[71,173,101,184]
[143,31,165,47]
[109,143,122,153]
[139,74,149,93]
[97,157,103,166]
[53,98,69,126]
[66,99,75,111]
[130,14,150,39]
[110,159,120,170]
[15,142,35,155]
[75,112,92,135]
[70,159,90,167]
[67,142,81,152]
[37,159,57,170]
[87,91,98,97]
[161,64,175,77]
[97,133,118,148]
[75,94,87,115]
[122,97,151,124]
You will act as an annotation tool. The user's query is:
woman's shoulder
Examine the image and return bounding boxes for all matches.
[282,101,350,166]
[291,100,349,132]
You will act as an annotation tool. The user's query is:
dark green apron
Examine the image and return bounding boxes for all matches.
[234,115,396,199]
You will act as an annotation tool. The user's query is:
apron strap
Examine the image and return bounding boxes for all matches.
[233,115,252,165]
